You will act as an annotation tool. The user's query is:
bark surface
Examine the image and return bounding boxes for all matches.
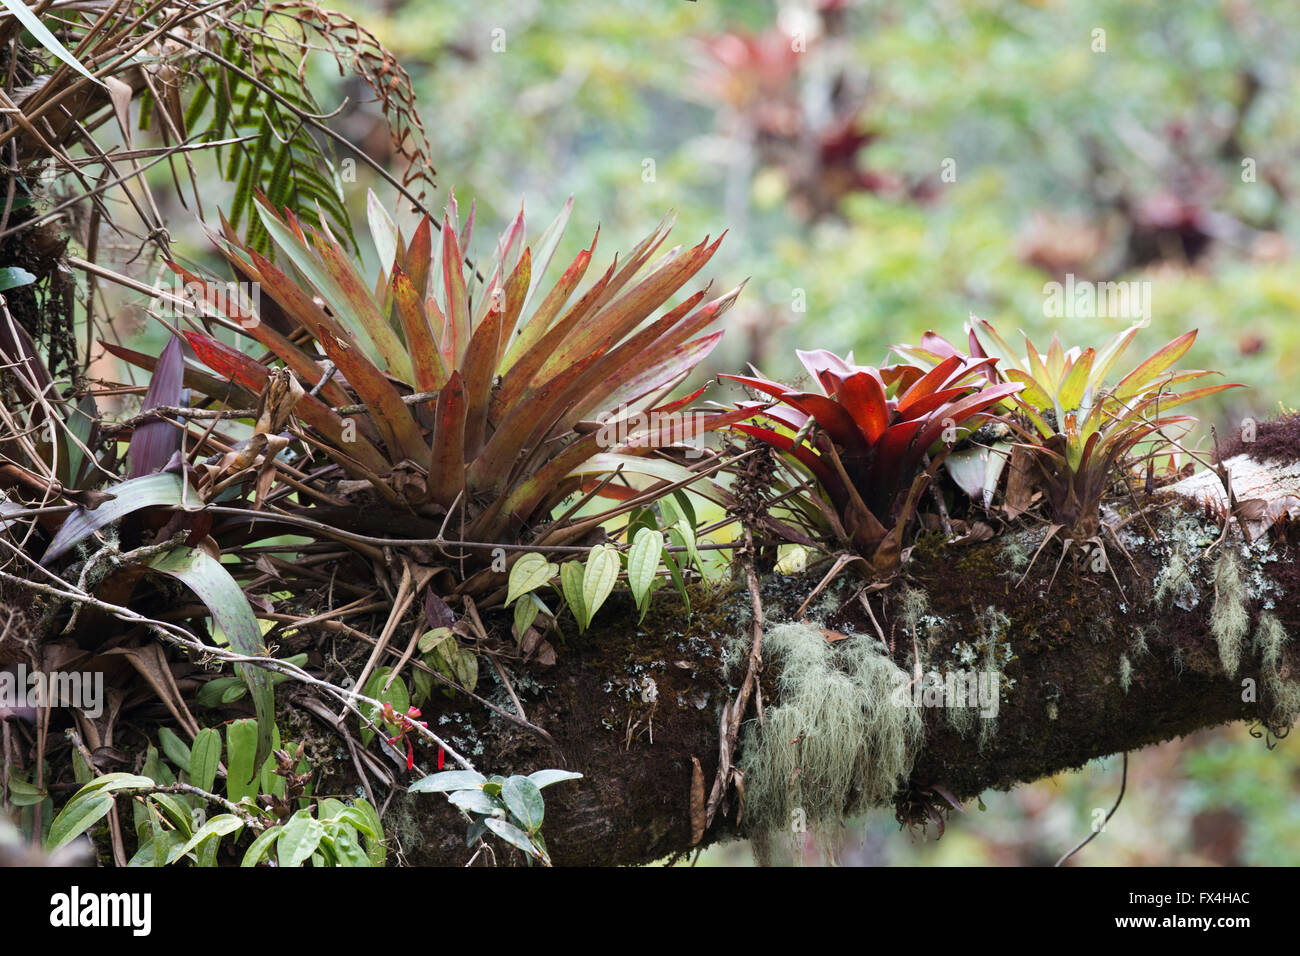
[385,440,1300,866]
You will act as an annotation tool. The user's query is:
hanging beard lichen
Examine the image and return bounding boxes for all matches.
[1210,551,1250,677]
[1254,612,1300,734]
[738,621,923,838]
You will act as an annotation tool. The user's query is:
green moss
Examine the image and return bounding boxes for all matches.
[1119,654,1132,693]
[738,621,922,838]
[1210,552,1250,677]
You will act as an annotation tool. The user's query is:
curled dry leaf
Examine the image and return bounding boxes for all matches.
[689,756,706,846]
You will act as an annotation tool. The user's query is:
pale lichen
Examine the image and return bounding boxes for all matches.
[1254,612,1300,733]
[1210,551,1250,677]
[1154,549,1196,611]
[738,621,923,839]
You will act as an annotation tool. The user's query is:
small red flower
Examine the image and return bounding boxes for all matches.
[382,704,428,772]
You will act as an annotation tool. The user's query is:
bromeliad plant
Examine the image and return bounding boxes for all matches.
[149,191,749,594]
[896,319,1242,543]
[721,350,1022,572]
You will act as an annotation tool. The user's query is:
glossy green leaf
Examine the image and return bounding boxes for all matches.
[157,727,191,775]
[147,548,273,772]
[513,593,540,641]
[165,814,243,865]
[448,789,500,815]
[483,816,541,859]
[240,824,280,867]
[225,719,259,804]
[1,0,101,84]
[408,770,487,793]
[277,809,325,867]
[526,769,583,789]
[501,775,545,832]
[45,792,115,852]
[0,265,36,291]
[190,728,221,794]
[359,667,409,747]
[42,473,200,565]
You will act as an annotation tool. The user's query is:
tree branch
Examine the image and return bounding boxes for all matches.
[384,447,1300,866]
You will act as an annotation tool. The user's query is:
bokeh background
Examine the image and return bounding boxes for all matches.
[142,0,1300,864]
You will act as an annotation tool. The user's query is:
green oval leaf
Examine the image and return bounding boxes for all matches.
[484,816,541,859]
[513,595,540,643]
[448,789,500,815]
[46,792,115,852]
[582,544,619,627]
[277,809,325,868]
[157,727,191,774]
[500,775,545,832]
[526,769,583,790]
[506,552,552,606]
[408,770,486,794]
[627,529,663,608]
[0,266,36,292]
[560,560,587,631]
[241,825,279,867]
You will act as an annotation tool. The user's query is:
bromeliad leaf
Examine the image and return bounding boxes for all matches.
[42,473,201,565]
[146,548,274,771]
[128,336,185,478]
[366,188,399,276]
[1,0,102,84]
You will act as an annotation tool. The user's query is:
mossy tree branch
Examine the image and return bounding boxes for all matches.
[383,445,1300,866]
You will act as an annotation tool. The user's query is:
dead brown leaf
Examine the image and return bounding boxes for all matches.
[689,756,706,846]
[1004,445,1036,518]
